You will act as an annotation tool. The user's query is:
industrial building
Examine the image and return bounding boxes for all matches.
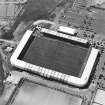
[6,78,83,105]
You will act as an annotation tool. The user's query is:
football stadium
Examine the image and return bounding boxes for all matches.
[10,21,99,87]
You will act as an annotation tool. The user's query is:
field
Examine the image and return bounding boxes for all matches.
[20,0,59,22]
[21,34,89,77]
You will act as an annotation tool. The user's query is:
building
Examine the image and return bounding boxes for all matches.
[0,0,27,27]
